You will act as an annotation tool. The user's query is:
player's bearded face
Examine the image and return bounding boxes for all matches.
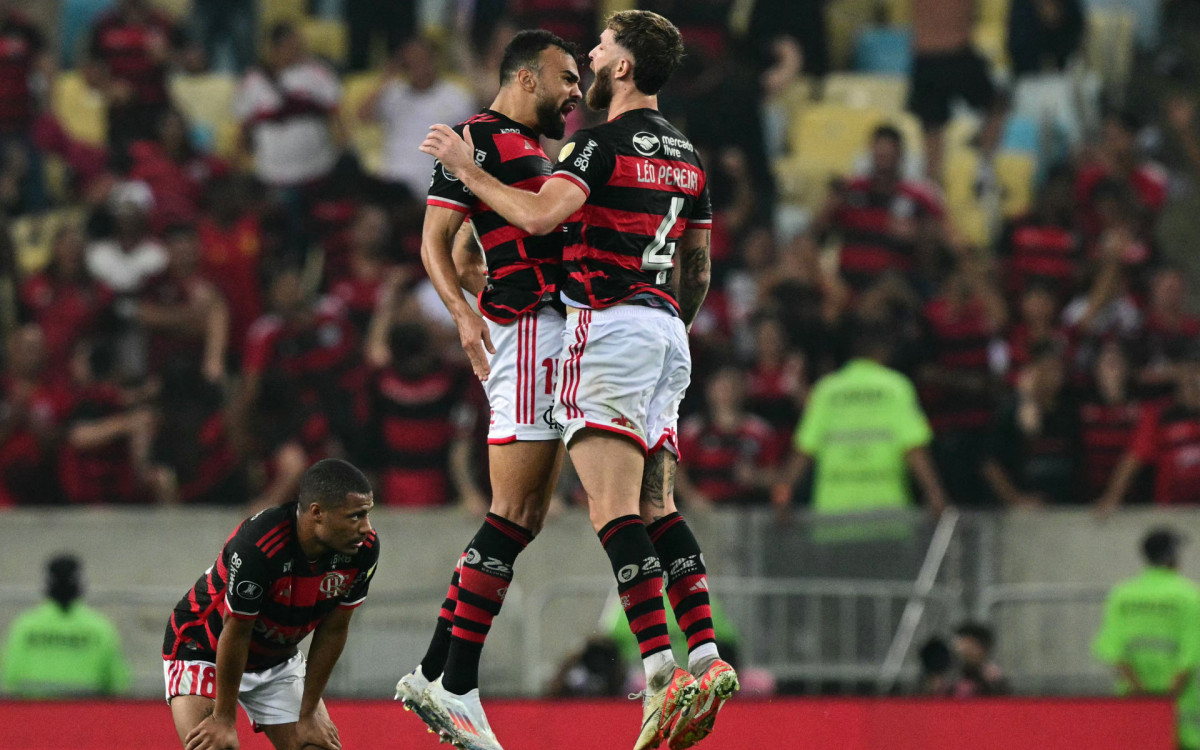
[535,87,569,140]
[586,61,615,111]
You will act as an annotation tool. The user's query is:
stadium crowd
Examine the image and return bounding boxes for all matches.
[1,0,1199,512]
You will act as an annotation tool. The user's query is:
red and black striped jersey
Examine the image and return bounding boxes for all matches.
[549,108,712,312]
[427,109,561,323]
[162,502,379,672]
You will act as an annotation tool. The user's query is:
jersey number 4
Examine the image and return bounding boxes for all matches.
[641,197,684,285]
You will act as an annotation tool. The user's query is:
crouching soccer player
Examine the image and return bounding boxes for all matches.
[161,458,379,750]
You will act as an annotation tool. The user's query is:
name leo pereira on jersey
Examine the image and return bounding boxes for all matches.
[634,159,700,193]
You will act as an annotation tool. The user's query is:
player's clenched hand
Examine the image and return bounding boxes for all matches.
[456,310,496,381]
[184,714,238,750]
[295,712,341,750]
[420,124,476,177]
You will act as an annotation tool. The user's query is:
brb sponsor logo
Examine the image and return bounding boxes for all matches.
[670,555,699,578]
[319,571,351,599]
[632,132,660,156]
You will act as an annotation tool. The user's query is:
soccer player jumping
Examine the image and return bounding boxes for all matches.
[423,11,738,750]
[397,30,582,750]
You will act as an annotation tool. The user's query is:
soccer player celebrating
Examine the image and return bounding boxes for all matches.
[162,459,378,750]
[422,11,737,750]
[394,30,582,750]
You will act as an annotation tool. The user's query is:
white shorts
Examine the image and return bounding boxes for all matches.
[485,305,565,443]
[163,652,305,728]
[555,304,690,455]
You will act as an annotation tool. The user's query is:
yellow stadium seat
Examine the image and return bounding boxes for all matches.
[972,21,1009,74]
[826,0,877,69]
[12,209,86,277]
[51,72,106,147]
[149,0,189,20]
[790,104,923,172]
[979,0,1010,26]
[170,73,237,137]
[340,73,385,173]
[1086,9,1135,93]
[882,0,911,26]
[260,0,306,29]
[823,73,909,112]
[214,119,243,161]
[302,18,348,67]
[43,155,70,205]
[995,151,1036,218]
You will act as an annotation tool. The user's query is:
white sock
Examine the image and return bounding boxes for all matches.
[643,650,676,687]
[688,643,720,674]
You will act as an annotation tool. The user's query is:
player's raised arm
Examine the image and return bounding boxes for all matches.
[675,226,711,330]
[421,203,495,381]
[185,613,253,750]
[421,124,587,235]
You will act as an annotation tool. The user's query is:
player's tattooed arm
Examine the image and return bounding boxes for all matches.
[676,228,711,329]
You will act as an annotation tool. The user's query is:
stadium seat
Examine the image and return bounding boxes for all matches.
[341,73,385,174]
[12,209,86,276]
[59,0,114,67]
[1000,114,1039,155]
[853,26,913,75]
[259,0,307,47]
[972,21,1009,73]
[995,151,1036,217]
[301,18,348,68]
[149,0,189,19]
[1086,9,1135,95]
[823,73,909,113]
[826,0,878,69]
[979,0,1011,26]
[882,0,911,26]
[51,72,107,147]
[169,73,238,151]
[944,148,1036,245]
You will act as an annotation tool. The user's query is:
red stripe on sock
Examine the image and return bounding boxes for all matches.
[629,610,669,634]
[458,568,509,604]
[677,604,713,633]
[453,600,497,627]
[667,575,709,605]
[485,516,531,547]
[640,634,673,655]
[648,514,685,543]
[601,517,643,547]
[622,576,665,606]
[686,629,717,649]
[450,627,489,644]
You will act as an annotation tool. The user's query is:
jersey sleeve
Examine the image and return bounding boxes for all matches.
[550,129,614,197]
[688,179,713,229]
[895,379,933,450]
[340,533,380,609]
[427,124,487,214]
[222,531,273,620]
[795,382,827,456]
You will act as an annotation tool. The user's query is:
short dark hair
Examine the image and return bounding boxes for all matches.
[607,10,684,96]
[498,29,577,86]
[954,622,996,652]
[298,459,372,509]
[1143,527,1184,565]
[872,124,904,149]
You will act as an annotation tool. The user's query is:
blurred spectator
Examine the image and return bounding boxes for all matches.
[744,315,808,450]
[746,0,830,78]
[0,3,51,215]
[676,366,782,506]
[358,38,475,205]
[234,23,342,190]
[837,273,927,375]
[909,0,1006,182]
[1079,340,1144,500]
[809,126,946,293]
[951,622,1009,697]
[196,175,265,352]
[508,0,595,49]
[1093,528,1200,750]
[133,223,229,381]
[343,0,417,73]
[83,0,182,153]
[371,322,481,509]
[58,338,158,505]
[330,204,405,336]
[84,181,167,295]
[772,327,949,517]
[0,326,70,506]
[917,636,954,695]
[1097,349,1200,512]
[191,0,254,73]
[0,555,130,696]
[1133,265,1200,400]
[995,282,1069,383]
[19,224,114,373]
[920,261,1008,505]
[642,0,732,60]
[1061,232,1142,377]
[1007,0,1084,78]
[998,165,1083,305]
[127,108,227,232]
[983,342,1080,506]
[1075,112,1168,238]
[758,239,845,373]
[547,636,625,698]
[147,365,244,505]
